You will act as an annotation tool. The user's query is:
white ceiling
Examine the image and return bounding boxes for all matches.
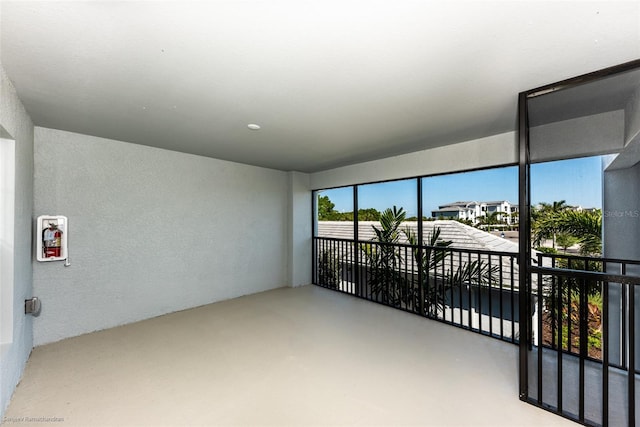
[1,1,639,172]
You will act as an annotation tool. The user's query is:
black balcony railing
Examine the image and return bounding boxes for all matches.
[527,254,640,427]
[535,253,640,369]
[314,236,640,426]
[313,236,521,343]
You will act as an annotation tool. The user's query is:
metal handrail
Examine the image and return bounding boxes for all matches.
[531,265,640,285]
[313,235,521,343]
[538,252,640,267]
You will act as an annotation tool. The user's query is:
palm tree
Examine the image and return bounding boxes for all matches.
[362,206,497,315]
[360,206,407,305]
[556,209,602,255]
[318,248,342,289]
[510,211,519,225]
[555,232,578,253]
[478,211,500,231]
[532,200,569,249]
[404,225,498,317]
[404,226,454,315]
[547,200,569,212]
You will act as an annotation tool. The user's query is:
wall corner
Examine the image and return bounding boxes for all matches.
[287,171,312,287]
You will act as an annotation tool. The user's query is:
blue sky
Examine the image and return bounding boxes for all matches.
[530,156,603,209]
[320,156,603,217]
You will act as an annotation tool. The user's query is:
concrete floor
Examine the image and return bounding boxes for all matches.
[3,285,575,426]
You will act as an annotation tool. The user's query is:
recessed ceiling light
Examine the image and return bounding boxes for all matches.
[247,124,261,130]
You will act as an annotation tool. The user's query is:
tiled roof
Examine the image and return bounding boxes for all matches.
[441,201,477,208]
[316,220,528,290]
[318,220,519,253]
[431,207,466,213]
[436,200,516,209]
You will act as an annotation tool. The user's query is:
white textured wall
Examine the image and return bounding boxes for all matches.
[603,161,640,367]
[310,132,517,189]
[603,164,640,254]
[33,128,289,345]
[625,88,640,145]
[287,171,311,287]
[603,163,640,262]
[529,111,625,163]
[0,66,34,417]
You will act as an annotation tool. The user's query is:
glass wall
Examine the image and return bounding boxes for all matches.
[358,179,418,221]
[315,186,354,239]
[422,167,518,230]
[530,156,605,254]
[313,166,518,246]
[312,165,521,342]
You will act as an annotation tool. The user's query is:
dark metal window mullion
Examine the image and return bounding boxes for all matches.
[478,252,483,333]
[602,273,609,426]
[517,90,531,400]
[459,251,463,328]
[511,256,515,344]
[417,178,424,316]
[489,254,493,337]
[445,249,455,323]
[622,262,628,369]
[628,282,635,427]
[499,254,504,340]
[353,185,359,298]
[551,257,557,351]
[468,251,473,330]
[312,192,317,285]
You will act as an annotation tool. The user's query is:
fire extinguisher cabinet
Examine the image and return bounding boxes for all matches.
[36,215,68,262]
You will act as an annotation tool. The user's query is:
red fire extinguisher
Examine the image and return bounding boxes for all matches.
[43,222,62,258]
